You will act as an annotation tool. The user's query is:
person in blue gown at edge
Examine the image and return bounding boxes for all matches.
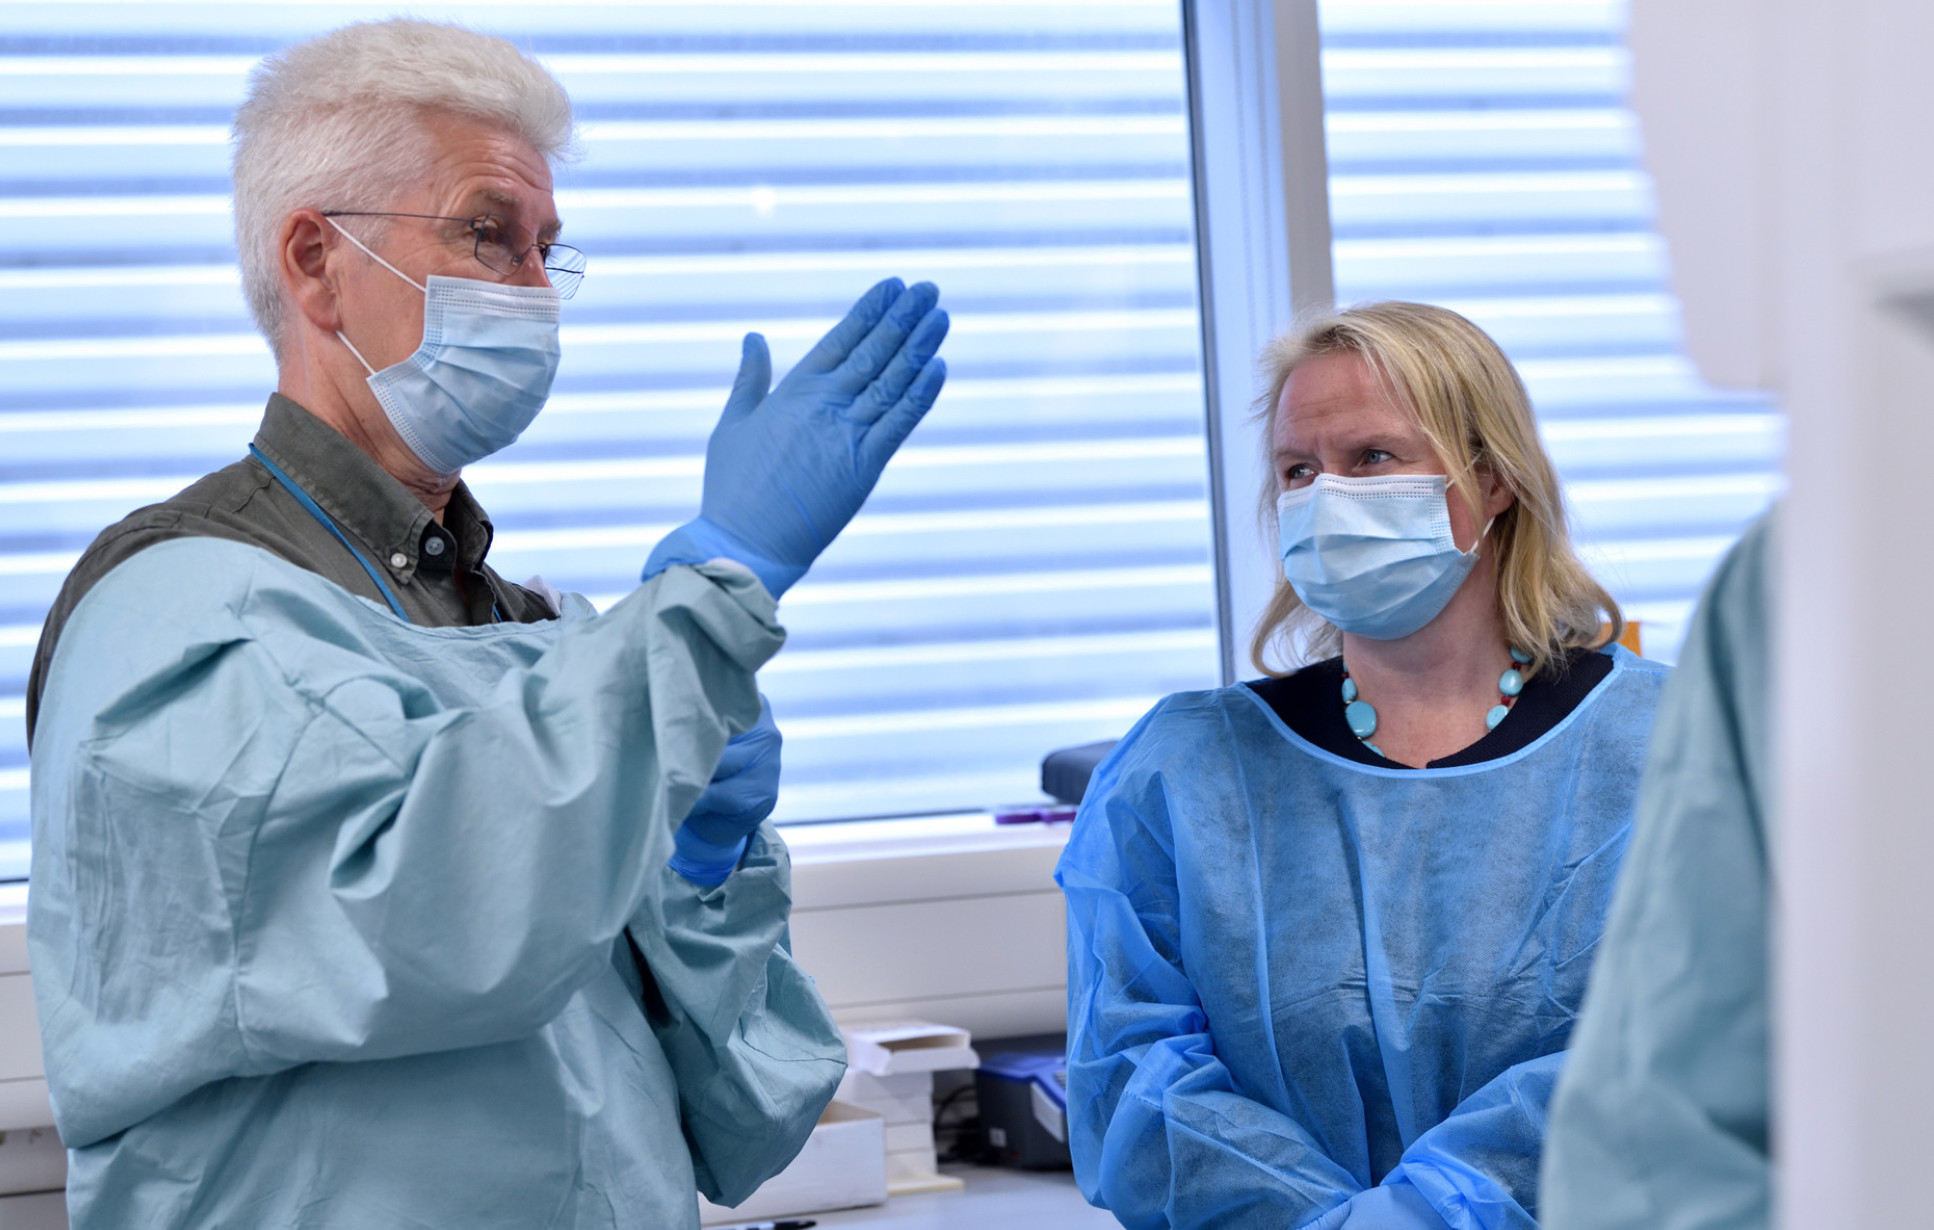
[1057,301,1670,1229]
[23,19,949,1230]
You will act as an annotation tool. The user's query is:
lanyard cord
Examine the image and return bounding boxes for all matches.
[249,444,412,623]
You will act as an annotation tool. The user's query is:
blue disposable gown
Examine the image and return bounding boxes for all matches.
[1541,516,1775,1229]
[1057,647,1667,1229]
[28,538,845,1230]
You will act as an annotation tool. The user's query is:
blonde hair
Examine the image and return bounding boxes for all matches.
[1249,301,1620,678]
[232,19,578,357]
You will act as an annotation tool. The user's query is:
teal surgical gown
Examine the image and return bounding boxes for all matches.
[28,537,845,1229]
[1058,646,1667,1229]
[1541,516,1775,1229]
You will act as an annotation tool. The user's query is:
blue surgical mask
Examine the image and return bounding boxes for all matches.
[329,219,561,475]
[1277,473,1490,641]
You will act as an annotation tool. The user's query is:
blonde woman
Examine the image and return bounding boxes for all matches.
[1057,303,1667,1229]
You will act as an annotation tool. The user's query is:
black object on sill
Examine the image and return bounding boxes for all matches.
[1040,739,1120,805]
[975,1049,1072,1170]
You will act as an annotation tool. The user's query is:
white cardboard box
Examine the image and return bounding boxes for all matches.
[834,1021,980,1197]
[843,1021,979,1076]
[696,1101,887,1226]
[884,1121,935,1154]
[834,1069,933,1125]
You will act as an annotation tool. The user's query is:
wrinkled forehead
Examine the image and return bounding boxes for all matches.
[1273,351,1416,441]
[414,113,562,238]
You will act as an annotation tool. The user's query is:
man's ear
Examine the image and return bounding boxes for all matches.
[280,209,344,336]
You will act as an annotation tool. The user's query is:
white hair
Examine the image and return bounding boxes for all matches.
[231,19,577,355]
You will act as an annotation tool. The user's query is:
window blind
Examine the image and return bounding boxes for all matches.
[1318,0,1783,662]
[0,0,1784,883]
[0,1,1220,879]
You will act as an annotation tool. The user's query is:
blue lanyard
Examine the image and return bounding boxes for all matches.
[250,444,411,623]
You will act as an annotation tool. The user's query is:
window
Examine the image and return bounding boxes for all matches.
[1316,0,1783,662]
[0,1,1779,883]
[0,2,1220,880]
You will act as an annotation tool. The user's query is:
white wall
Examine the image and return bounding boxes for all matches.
[0,924,49,1137]
[0,889,68,1216]
[787,819,1073,1040]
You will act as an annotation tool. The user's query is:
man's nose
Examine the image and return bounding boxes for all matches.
[511,252,552,289]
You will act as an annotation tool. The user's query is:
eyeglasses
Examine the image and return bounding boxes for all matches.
[320,210,587,299]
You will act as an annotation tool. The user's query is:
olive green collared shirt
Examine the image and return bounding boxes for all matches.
[27,394,555,746]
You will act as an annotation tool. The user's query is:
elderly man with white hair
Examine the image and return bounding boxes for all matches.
[23,19,949,1230]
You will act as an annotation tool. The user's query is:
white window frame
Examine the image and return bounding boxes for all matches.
[1184,0,1336,685]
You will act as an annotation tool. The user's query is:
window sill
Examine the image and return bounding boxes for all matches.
[784,810,1072,865]
[782,811,1072,912]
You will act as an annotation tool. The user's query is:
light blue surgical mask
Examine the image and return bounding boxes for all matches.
[1277,473,1491,640]
[329,218,561,475]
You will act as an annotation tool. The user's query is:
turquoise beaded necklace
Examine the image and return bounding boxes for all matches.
[1341,647,1531,760]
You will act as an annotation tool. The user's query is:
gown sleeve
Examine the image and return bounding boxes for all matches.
[1362,1051,1559,1230]
[626,821,847,1208]
[29,544,783,1147]
[1058,718,1366,1230]
[1538,515,1775,1230]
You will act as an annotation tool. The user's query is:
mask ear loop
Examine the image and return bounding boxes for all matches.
[1459,516,1499,563]
[1455,465,1498,557]
[335,329,378,378]
[325,216,427,377]
[326,216,428,292]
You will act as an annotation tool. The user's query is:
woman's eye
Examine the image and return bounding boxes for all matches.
[1284,464,1315,486]
[1360,449,1393,466]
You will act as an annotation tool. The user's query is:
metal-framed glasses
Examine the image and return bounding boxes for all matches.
[320,210,587,298]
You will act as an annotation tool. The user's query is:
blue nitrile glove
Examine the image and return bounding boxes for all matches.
[669,697,782,887]
[643,277,950,598]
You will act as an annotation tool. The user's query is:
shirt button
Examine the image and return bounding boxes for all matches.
[424,536,446,557]
[389,552,408,569]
